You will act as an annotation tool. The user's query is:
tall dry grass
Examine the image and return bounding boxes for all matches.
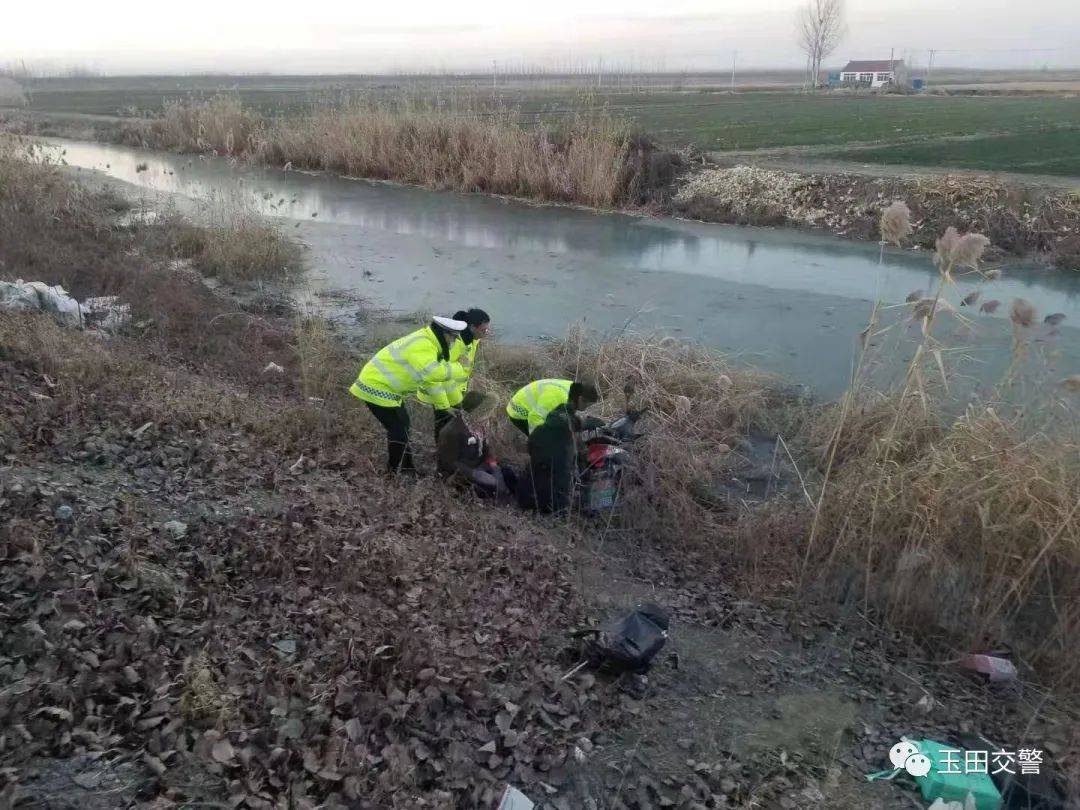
[471,328,806,565]
[804,204,1080,683]
[0,136,114,230]
[166,189,303,284]
[147,95,645,208]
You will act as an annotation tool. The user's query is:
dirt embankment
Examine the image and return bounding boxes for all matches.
[672,165,1080,270]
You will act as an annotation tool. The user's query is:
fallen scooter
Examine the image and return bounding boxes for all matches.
[578,409,644,513]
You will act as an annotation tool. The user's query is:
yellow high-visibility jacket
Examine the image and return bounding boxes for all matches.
[349,326,466,408]
[417,339,478,410]
[507,379,573,433]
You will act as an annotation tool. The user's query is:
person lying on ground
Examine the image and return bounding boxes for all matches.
[419,307,491,443]
[517,383,605,514]
[436,390,516,499]
[506,379,602,436]
[348,315,468,474]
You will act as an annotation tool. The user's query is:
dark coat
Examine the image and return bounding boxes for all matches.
[436,415,487,480]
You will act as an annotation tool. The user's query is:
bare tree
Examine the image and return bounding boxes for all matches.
[797,0,846,89]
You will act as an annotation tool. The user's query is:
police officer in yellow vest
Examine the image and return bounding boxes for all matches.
[417,308,490,442]
[506,379,600,435]
[350,316,468,473]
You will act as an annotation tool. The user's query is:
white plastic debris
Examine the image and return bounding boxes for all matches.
[1,280,83,327]
[496,785,534,810]
[82,296,132,332]
[0,282,133,333]
[116,209,160,228]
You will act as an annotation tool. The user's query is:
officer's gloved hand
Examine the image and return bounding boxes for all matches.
[579,415,606,431]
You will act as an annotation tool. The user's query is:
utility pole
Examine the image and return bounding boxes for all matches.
[492,60,497,95]
[597,57,603,89]
[731,50,737,93]
[927,49,936,87]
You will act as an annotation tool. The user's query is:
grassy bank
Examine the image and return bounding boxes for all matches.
[801,210,1080,688]
[138,95,677,209]
[1,135,304,379]
[473,323,1080,687]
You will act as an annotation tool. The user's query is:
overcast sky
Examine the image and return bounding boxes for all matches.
[5,0,1079,74]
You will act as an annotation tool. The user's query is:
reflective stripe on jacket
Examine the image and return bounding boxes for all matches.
[349,326,464,408]
[506,379,572,433]
[418,339,478,409]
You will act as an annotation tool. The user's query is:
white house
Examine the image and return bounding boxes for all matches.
[840,60,904,88]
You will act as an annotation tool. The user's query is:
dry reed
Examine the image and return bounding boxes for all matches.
[146,95,643,209]
[879,200,912,247]
[166,189,302,284]
[475,327,804,557]
[806,212,1080,683]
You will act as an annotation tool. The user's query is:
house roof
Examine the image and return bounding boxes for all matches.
[841,60,904,73]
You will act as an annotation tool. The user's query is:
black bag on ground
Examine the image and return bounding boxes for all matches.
[584,603,670,674]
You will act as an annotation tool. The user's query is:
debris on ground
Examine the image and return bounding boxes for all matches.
[582,603,670,676]
[958,654,1018,684]
[0,281,131,332]
[1,280,82,327]
[81,295,132,332]
[497,784,536,809]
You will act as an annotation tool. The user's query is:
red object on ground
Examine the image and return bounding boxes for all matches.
[586,444,612,469]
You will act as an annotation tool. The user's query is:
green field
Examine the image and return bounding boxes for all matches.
[9,76,1080,177]
[826,128,1080,176]
[589,92,1080,152]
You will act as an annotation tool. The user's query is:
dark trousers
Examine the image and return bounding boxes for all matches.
[433,408,453,443]
[516,461,571,515]
[365,401,415,473]
[509,417,530,437]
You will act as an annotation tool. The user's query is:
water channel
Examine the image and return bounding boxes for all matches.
[43,137,1079,399]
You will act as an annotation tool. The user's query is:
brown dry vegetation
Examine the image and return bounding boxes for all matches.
[475,332,807,564]
[164,194,303,284]
[140,95,679,208]
[802,213,1080,687]
[1,136,304,380]
[812,403,1080,670]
